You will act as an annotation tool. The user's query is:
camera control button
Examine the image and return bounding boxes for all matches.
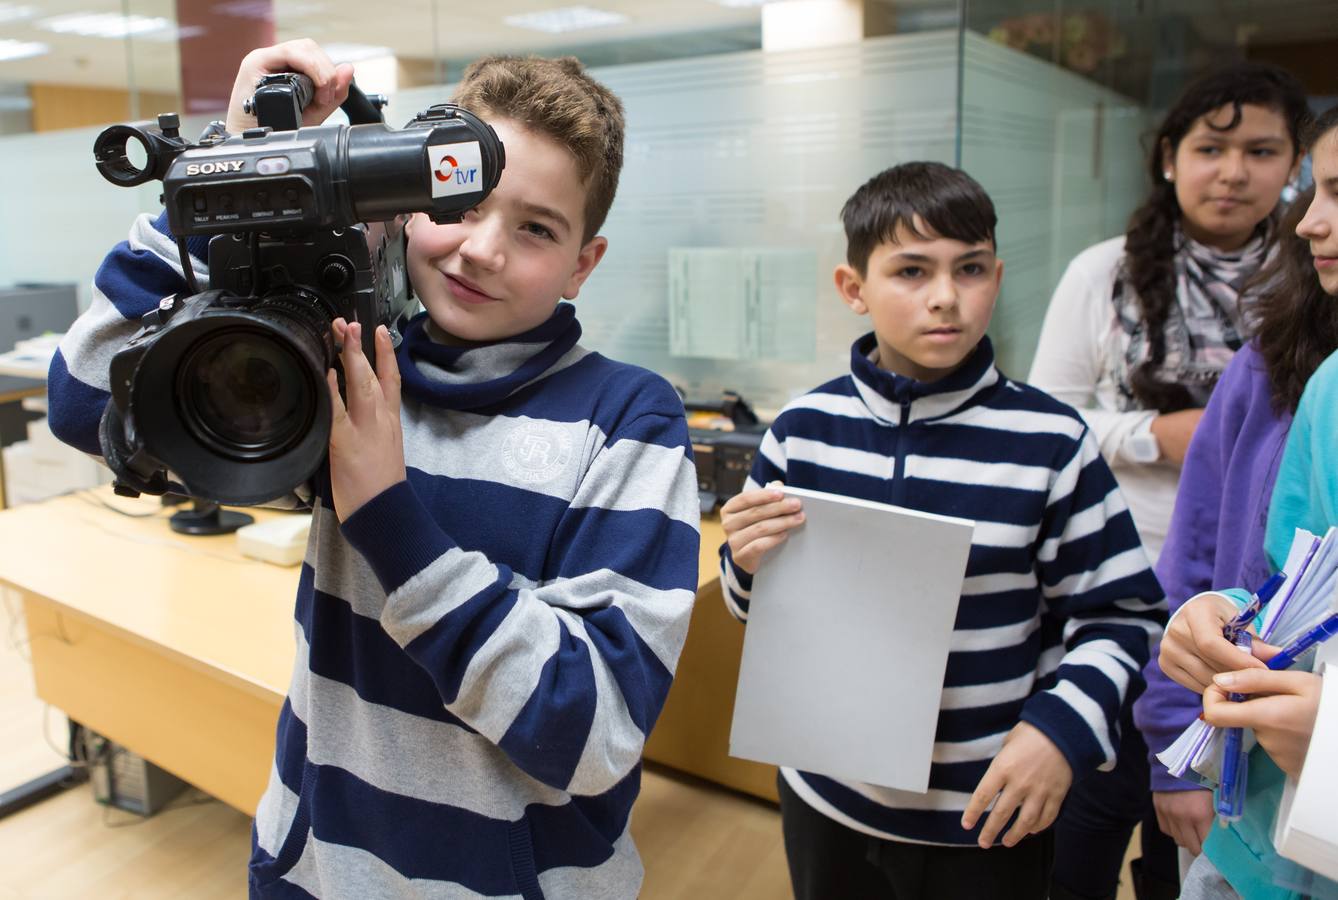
[192,194,207,212]
[243,126,272,139]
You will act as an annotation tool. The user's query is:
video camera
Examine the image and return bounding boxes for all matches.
[91,74,504,505]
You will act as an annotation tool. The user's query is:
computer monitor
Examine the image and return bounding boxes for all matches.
[0,282,78,445]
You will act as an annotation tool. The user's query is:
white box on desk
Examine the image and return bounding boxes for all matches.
[25,416,60,451]
[3,438,109,503]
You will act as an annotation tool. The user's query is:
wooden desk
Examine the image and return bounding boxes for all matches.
[6,491,774,818]
[644,520,778,802]
[4,491,296,815]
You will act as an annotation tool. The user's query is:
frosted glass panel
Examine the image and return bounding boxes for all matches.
[962,31,1148,379]
[584,31,960,411]
[0,122,195,312]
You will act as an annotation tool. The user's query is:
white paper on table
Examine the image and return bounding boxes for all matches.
[728,485,974,793]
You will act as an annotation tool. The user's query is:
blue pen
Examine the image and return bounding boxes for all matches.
[1215,628,1254,822]
[1266,611,1338,671]
[1215,572,1286,823]
[1223,572,1287,642]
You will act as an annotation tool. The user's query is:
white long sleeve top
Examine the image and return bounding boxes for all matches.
[1027,236,1181,563]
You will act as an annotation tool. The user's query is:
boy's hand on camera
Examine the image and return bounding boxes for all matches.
[226,39,355,134]
[961,721,1072,849]
[1159,592,1265,693]
[327,319,406,522]
[720,486,804,574]
[1202,666,1322,778]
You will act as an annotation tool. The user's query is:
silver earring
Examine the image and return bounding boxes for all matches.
[1163,170,1174,182]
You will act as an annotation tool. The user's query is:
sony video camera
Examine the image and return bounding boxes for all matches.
[90,74,504,505]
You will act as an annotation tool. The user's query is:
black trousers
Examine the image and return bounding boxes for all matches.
[777,774,1056,900]
[1049,688,1181,900]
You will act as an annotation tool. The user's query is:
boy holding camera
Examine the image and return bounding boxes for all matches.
[49,40,699,899]
[720,162,1166,899]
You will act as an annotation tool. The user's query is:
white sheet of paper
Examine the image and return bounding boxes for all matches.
[1274,652,1338,881]
[729,485,974,793]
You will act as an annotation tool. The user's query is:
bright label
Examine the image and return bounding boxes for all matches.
[429,141,483,198]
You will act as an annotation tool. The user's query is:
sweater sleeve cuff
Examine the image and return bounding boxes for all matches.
[1164,589,1249,633]
[340,480,456,594]
[1019,692,1106,778]
[1149,764,1201,792]
[719,542,754,590]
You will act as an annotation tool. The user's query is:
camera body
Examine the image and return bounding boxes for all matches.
[94,76,505,504]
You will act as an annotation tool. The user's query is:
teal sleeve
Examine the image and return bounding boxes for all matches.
[1266,350,1338,568]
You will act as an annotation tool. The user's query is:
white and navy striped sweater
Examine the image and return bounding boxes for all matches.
[48,213,701,899]
[721,334,1166,847]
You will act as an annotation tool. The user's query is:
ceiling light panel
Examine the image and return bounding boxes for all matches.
[321,42,394,62]
[0,3,34,24]
[504,5,628,34]
[36,12,175,39]
[0,38,48,61]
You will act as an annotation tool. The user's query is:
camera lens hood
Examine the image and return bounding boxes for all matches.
[126,306,332,505]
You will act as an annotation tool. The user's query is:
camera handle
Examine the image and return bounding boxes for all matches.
[244,73,388,131]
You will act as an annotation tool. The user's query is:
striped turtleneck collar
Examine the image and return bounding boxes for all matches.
[849,332,1001,424]
[395,302,583,411]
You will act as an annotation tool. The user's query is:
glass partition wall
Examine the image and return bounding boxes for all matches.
[3,0,1335,409]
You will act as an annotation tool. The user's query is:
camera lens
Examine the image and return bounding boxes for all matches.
[177,330,316,460]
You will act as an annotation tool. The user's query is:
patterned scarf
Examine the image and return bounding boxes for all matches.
[1111,227,1269,411]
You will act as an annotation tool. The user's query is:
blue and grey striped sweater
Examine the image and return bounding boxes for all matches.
[48,213,701,899]
[721,334,1165,846]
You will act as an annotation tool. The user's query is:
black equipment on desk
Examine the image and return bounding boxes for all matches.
[0,283,78,446]
[687,391,766,513]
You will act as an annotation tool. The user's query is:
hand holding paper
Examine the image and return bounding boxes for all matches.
[728,486,974,793]
[720,485,805,574]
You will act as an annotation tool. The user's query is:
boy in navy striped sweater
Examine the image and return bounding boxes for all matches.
[48,40,699,900]
[720,162,1166,899]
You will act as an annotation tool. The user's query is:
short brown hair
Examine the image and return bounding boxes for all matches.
[841,162,997,275]
[453,55,625,242]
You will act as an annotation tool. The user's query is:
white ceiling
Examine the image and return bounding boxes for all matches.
[2,0,1337,95]
[3,0,767,91]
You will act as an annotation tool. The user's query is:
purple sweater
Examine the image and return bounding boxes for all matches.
[1133,343,1292,791]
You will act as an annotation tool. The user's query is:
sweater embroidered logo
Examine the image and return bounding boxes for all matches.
[501,422,573,485]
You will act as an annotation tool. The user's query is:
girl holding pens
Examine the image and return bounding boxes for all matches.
[1156,103,1338,900]
[1030,63,1311,900]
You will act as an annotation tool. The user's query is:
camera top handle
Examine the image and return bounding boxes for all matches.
[245,73,390,130]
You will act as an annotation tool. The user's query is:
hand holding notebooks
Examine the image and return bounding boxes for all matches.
[1158,527,1338,807]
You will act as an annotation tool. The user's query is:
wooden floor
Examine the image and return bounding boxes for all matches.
[0,594,1137,900]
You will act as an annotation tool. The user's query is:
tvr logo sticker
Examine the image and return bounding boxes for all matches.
[429,142,483,198]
